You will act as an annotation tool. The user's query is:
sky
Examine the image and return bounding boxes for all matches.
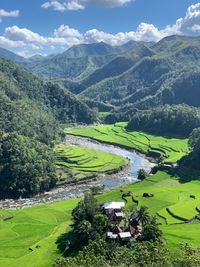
[0,0,200,57]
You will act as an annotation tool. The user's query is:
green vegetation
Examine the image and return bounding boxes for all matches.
[54,143,128,184]
[0,57,96,144]
[54,192,167,267]
[22,41,147,82]
[0,199,79,267]
[80,36,200,114]
[2,171,200,266]
[0,132,56,198]
[0,57,97,199]
[179,127,200,172]
[65,123,190,163]
[127,104,200,137]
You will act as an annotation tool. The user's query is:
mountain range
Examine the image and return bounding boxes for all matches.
[1,35,200,122]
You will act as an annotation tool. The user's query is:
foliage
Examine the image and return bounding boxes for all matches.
[127,105,200,138]
[56,192,109,255]
[81,36,200,114]
[0,132,56,198]
[54,238,171,267]
[179,128,200,170]
[0,57,96,144]
[175,243,200,267]
[141,216,162,242]
[138,169,148,181]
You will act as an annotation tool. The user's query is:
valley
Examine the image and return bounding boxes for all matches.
[0,28,200,266]
[0,125,199,267]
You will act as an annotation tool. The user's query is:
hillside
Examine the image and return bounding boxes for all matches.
[0,57,96,143]
[80,36,200,112]
[0,57,97,197]
[0,47,26,63]
[21,41,153,81]
[80,44,154,89]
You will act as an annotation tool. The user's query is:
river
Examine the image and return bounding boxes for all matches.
[0,136,155,209]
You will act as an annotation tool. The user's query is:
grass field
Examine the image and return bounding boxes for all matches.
[54,144,128,184]
[1,171,200,266]
[0,199,79,267]
[65,122,190,163]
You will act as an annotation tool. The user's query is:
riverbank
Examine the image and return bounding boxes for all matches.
[0,136,154,209]
[65,123,189,163]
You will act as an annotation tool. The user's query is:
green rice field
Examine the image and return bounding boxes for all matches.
[0,199,79,267]
[54,143,128,184]
[65,122,190,163]
[1,171,200,266]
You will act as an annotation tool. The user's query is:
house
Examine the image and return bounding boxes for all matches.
[103,202,125,220]
[103,202,125,211]
[118,232,132,242]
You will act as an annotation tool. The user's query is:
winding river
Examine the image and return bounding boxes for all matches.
[0,136,155,209]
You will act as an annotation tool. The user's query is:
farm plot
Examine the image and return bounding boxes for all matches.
[65,123,190,163]
[54,144,128,184]
[1,171,200,266]
[97,171,200,252]
[0,199,79,267]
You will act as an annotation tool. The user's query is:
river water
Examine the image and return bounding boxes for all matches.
[0,136,155,209]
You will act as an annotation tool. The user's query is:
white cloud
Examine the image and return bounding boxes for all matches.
[5,26,46,43]
[41,0,132,11]
[0,3,200,56]
[42,1,84,11]
[0,9,19,22]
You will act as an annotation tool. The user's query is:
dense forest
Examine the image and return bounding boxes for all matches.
[127,105,200,137]
[0,132,56,198]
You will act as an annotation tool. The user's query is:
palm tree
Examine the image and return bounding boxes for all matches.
[137,206,150,226]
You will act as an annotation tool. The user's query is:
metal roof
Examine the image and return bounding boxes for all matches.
[103,202,125,210]
[118,232,131,238]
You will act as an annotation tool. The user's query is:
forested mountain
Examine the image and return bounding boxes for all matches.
[0,57,97,198]
[80,36,200,112]
[80,44,154,89]
[21,41,153,81]
[0,57,96,140]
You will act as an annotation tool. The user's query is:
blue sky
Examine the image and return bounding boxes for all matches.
[0,0,200,57]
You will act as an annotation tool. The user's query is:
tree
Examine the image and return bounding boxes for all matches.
[175,243,200,267]
[137,206,150,226]
[142,216,162,242]
[137,169,148,181]
[0,132,56,198]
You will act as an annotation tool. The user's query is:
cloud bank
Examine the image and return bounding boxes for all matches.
[0,3,200,56]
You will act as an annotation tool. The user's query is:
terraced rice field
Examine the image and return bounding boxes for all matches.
[0,199,79,267]
[54,144,128,184]
[97,171,200,253]
[65,122,190,163]
[1,171,200,266]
